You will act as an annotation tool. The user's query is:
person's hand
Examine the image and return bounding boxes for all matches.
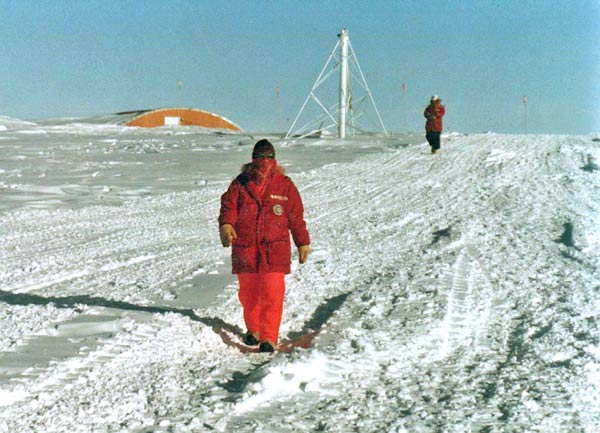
[298,245,310,264]
[219,224,237,247]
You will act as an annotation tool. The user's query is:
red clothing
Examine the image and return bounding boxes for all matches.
[219,163,310,274]
[424,103,445,132]
[238,273,285,343]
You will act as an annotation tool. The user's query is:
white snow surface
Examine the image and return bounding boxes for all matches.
[0,118,599,432]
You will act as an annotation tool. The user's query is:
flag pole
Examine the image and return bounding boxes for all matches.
[523,95,528,134]
[276,86,282,133]
[402,82,407,131]
[178,80,182,122]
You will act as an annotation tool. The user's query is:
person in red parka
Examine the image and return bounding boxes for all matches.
[424,95,446,154]
[218,139,310,353]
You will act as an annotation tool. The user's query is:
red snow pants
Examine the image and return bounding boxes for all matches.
[237,273,286,344]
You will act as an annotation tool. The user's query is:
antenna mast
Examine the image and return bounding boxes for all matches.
[338,29,349,139]
[285,29,387,141]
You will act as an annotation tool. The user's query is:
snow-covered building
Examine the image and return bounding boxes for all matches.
[117,108,241,130]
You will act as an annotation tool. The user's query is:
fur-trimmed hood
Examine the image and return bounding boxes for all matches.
[240,162,286,176]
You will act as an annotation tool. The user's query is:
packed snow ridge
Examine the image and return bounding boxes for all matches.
[0,121,599,433]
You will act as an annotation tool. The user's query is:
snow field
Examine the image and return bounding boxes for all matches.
[0,130,598,432]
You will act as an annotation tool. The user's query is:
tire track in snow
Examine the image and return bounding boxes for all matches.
[436,249,495,358]
[0,187,228,302]
[5,254,158,295]
[440,251,473,354]
[225,134,600,432]
[1,134,598,432]
[0,184,235,420]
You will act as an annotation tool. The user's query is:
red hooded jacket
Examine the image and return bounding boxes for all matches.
[424,102,445,133]
[219,163,310,274]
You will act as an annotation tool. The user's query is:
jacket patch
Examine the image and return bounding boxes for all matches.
[270,194,288,201]
[273,204,284,216]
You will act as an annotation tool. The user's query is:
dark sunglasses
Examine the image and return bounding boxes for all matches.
[253,153,275,159]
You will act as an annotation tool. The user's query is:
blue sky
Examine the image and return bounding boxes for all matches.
[1,0,598,134]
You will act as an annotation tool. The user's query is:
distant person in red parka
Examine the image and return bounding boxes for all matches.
[424,95,446,154]
[218,139,310,353]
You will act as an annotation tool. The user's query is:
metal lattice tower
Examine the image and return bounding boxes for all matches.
[285,29,387,141]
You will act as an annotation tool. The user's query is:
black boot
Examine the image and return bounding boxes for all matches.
[242,332,259,346]
[258,341,275,353]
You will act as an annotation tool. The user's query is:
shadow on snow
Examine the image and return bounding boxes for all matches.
[0,289,350,354]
